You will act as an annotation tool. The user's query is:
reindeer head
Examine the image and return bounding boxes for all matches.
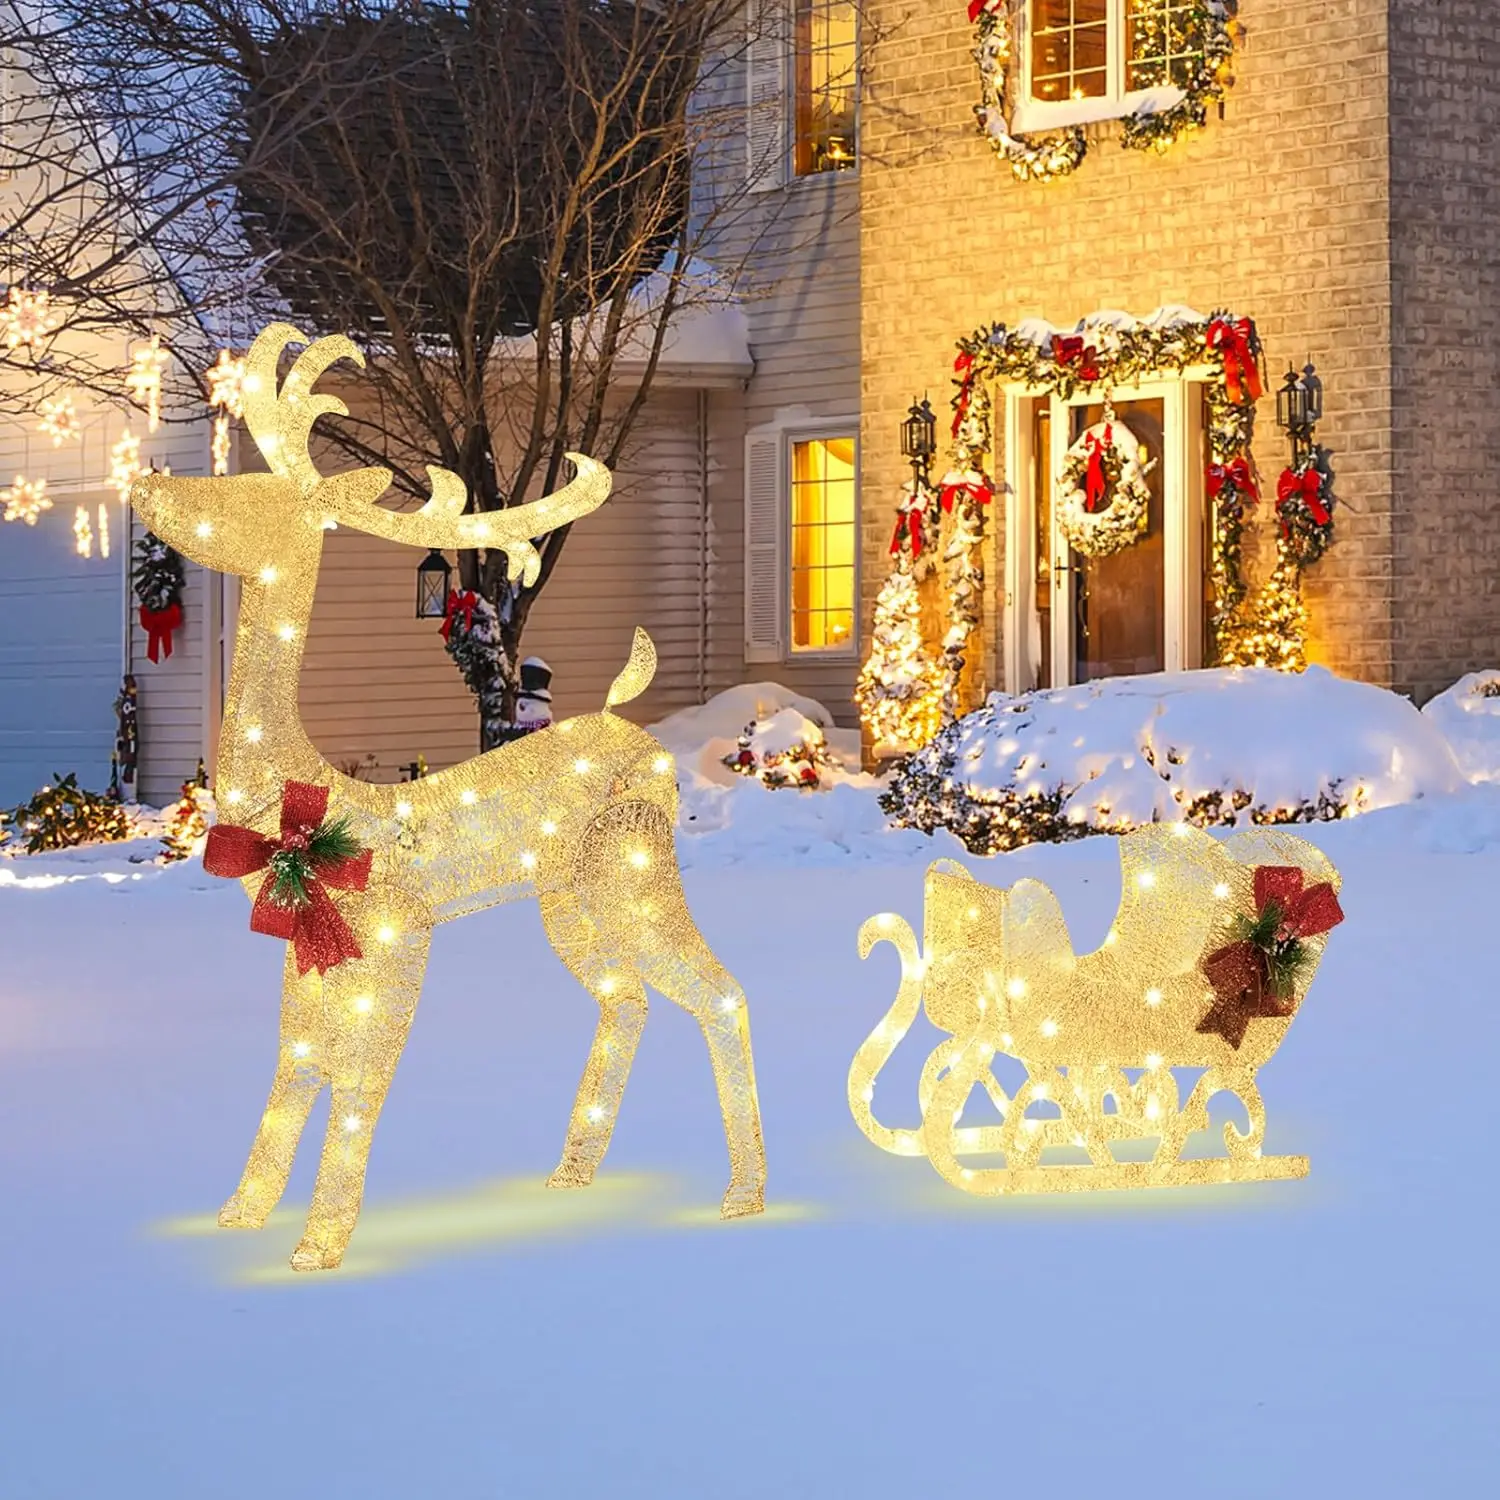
[129,323,612,584]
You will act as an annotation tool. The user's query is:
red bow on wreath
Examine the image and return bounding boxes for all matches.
[203,780,374,976]
[939,479,994,513]
[1053,335,1102,383]
[1206,317,1264,406]
[889,507,926,558]
[139,603,183,663]
[1277,466,1331,528]
[440,589,479,642]
[1206,457,1259,504]
[1083,424,1113,514]
[1197,865,1344,1049]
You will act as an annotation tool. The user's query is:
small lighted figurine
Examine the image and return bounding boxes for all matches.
[850,824,1343,1193]
[131,324,766,1270]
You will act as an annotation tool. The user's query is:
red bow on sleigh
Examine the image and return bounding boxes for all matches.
[1277,466,1331,527]
[1206,457,1259,504]
[440,589,479,642]
[1198,865,1344,1049]
[1053,335,1101,383]
[1206,317,1264,406]
[1083,425,1113,513]
[139,603,183,663]
[203,781,374,976]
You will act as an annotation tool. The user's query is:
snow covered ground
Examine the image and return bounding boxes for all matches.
[2,674,1498,1495]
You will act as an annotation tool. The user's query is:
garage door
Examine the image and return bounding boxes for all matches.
[0,492,123,807]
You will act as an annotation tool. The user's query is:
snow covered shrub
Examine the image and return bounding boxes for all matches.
[723,707,837,790]
[1421,671,1500,784]
[882,666,1463,856]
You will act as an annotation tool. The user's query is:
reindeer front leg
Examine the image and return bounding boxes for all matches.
[291,889,433,1272]
[219,946,327,1229]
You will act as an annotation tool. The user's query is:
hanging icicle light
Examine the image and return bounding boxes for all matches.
[110,430,143,502]
[125,334,168,433]
[37,395,81,446]
[73,506,94,558]
[206,348,246,476]
[1,287,61,350]
[2,475,52,526]
[98,502,111,559]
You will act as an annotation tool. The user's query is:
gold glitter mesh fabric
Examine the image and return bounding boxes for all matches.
[849,824,1341,1194]
[131,325,766,1271]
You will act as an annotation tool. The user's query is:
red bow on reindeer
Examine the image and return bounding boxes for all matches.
[139,603,183,663]
[1206,317,1264,406]
[1206,457,1259,504]
[1277,466,1331,527]
[440,589,479,642]
[1083,425,1113,513]
[203,781,374,976]
[1198,865,1344,1049]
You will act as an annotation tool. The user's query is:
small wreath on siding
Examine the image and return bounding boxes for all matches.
[1056,418,1157,558]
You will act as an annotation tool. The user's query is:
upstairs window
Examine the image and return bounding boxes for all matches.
[1020,0,1202,130]
[793,0,857,176]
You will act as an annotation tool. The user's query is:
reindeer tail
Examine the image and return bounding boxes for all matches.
[604,627,657,710]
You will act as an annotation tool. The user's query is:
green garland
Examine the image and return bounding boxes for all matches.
[132,532,185,615]
[971,0,1240,182]
[265,815,363,908]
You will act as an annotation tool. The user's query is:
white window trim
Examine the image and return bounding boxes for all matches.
[1012,0,1186,137]
[1000,368,1212,693]
[785,421,860,659]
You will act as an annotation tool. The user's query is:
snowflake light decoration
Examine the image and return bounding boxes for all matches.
[125,334,169,433]
[1,287,62,350]
[207,348,247,475]
[2,475,52,526]
[38,395,81,446]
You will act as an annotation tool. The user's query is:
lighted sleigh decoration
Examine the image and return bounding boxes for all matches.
[849,824,1343,1194]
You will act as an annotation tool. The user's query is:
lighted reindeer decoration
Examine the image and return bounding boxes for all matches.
[131,325,766,1270]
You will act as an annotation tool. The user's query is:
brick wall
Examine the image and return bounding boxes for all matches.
[859,0,1396,698]
[1388,0,1500,702]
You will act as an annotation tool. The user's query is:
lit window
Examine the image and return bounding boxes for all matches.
[1024,0,1203,117]
[790,436,856,651]
[794,0,857,177]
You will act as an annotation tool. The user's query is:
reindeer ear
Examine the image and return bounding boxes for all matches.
[315,467,394,520]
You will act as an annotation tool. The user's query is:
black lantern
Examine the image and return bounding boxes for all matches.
[1276,360,1322,465]
[901,396,937,480]
[415,549,451,619]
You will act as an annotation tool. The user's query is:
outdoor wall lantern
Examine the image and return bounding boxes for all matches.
[901,396,937,476]
[1276,361,1324,466]
[415,548,452,619]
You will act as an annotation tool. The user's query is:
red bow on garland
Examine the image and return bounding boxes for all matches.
[1052,335,1102,383]
[939,479,994,513]
[439,589,479,642]
[203,780,374,976]
[952,351,976,437]
[890,507,926,558]
[1198,865,1344,1049]
[1206,317,1264,406]
[966,0,1002,20]
[1277,466,1331,528]
[1083,424,1113,513]
[139,603,183,663]
[1206,457,1259,504]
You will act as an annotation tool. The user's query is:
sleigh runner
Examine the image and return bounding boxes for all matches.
[849,822,1343,1195]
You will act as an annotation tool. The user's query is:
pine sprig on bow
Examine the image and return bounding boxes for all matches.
[265,814,362,909]
[1230,899,1308,1000]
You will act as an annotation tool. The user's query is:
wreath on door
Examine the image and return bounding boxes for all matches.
[1056,418,1157,558]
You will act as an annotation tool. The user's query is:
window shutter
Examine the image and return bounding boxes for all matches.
[743,430,784,662]
[745,8,787,192]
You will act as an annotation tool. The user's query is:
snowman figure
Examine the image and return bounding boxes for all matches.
[513,656,554,736]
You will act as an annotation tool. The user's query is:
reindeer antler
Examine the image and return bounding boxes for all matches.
[239,324,613,587]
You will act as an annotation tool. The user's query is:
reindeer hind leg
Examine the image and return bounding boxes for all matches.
[568,801,766,1218]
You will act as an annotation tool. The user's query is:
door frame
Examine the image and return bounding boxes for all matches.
[1001,369,1212,693]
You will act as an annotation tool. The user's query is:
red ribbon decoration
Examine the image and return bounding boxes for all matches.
[1206,317,1264,406]
[1206,457,1259,504]
[439,589,479,643]
[889,509,925,559]
[939,479,994,513]
[1198,865,1344,1049]
[1277,466,1331,527]
[952,350,976,437]
[966,0,1001,21]
[139,602,183,663]
[203,781,374,976]
[1052,335,1101,382]
[1082,425,1113,513]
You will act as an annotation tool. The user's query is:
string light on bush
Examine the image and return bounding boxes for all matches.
[131,322,768,1272]
[1,286,61,350]
[2,475,51,526]
[125,334,168,433]
[850,824,1343,1195]
[38,395,80,446]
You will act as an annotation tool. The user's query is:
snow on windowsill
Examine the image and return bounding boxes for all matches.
[1011,86,1186,137]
